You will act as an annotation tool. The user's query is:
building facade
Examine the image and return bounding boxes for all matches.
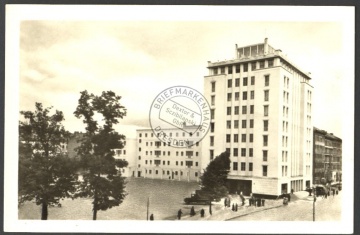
[135,126,202,181]
[113,138,137,177]
[202,38,313,196]
[313,127,342,184]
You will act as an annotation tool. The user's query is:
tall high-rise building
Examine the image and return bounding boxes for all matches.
[202,38,313,196]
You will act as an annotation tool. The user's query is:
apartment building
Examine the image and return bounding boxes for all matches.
[113,138,137,177]
[135,126,202,181]
[313,127,342,184]
[203,38,313,196]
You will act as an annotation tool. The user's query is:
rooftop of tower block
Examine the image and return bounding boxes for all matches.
[207,38,312,80]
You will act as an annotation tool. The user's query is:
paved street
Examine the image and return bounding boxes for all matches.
[228,191,341,221]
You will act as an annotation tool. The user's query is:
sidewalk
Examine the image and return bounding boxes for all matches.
[179,191,312,221]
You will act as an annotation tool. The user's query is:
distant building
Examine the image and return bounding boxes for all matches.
[135,126,202,181]
[113,138,137,177]
[202,38,313,196]
[313,127,342,184]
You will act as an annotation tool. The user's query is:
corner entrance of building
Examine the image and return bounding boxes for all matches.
[137,171,141,177]
[227,179,252,196]
[281,183,288,194]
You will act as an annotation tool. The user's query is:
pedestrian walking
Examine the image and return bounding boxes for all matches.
[224,197,227,207]
[177,209,182,220]
[333,189,335,197]
[190,206,196,216]
[200,209,205,217]
[232,203,235,211]
[235,203,238,212]
[228,198,231,207]
[150,214,154,221]
[291,188,294,194]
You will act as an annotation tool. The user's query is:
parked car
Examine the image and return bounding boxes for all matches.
[315,185,328,196]
[183,190,218,205]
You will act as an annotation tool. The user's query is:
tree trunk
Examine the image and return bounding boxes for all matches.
[93,206,97,220]
[41,202,48,220]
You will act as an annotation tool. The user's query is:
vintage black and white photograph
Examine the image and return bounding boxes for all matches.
[4,5,354,234]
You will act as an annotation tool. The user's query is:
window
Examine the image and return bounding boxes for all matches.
[196,152,199,157]
[213,68,218,75]
[210,123,215,133]
[241,162,246,171]
[227,93,232,102]
[263,166,268,176]
[211,109,215,119]
[251,62,256,70]
[263,135,268,146]
[145,160,148,164]
[228,79,232,88]
[242,92,247,100]
[236,64,240,73]
[235,78,240,87]
[241,148,246,157]
[234,120,239,129]
[250,105,254,114]
[249,163,253,171]
[250,91,254,100]
[228,65,233,74]
[211,82,216,92]
[250,119,254,128]
[264,120,268,131]
[234,106,239,115]
[243,77,248,86]
[168,161,170,165]
[220,66,225,74]
[242,106,247,114]
[234,148,238,157]
[226,134,231,143]
[264,90,269,101]
[195,162,199,167]
[227,107,231,115]
[268,59,274,67]
[145,133,147,137]
[226,148,230,153]
[242,120,247,128]
[235,92,239,101]
[210,150,214,160]
[226,120,231,129]
[243,63,248,72]
[168,151,170,156]
[249,148,253,157]
[210,136,214,146]
[233,162,238,170]
[234,134,238,143]
[211,95,215,105]
[260,61,265,69]
[264,105,269,116]
[265,75,270,86]
[249,134,253,143]
[139,133,142,138]
[251,76,255,85]
[181,152,184,156]
[139,147,141,152]
[241,134,246,142]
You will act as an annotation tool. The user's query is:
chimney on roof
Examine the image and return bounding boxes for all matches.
[235,44,238,58]
[264,38,268,54]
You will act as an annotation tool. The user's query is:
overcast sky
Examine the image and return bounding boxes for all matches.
[17,8,351,139]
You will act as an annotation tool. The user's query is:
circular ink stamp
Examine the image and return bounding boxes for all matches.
[149,86,211,148]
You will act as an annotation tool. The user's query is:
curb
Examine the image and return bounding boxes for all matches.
[225,204,284,221]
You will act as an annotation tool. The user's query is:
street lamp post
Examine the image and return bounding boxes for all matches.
[313,186,316,221]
